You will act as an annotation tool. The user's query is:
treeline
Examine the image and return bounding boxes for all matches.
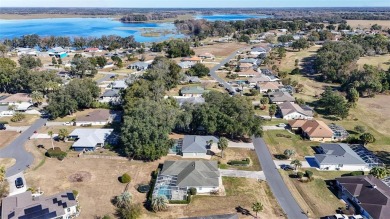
[151,39,195,58]
[1,34,140,51]
[120,57,262,161]
[120,13,178,22]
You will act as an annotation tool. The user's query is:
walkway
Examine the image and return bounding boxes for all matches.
[253,137,307,219]
[0,118,47,177]
[219,169,266,180]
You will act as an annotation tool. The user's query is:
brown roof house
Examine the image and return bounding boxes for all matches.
[236,68,260,78]
[258,82,283,93]
[288,120,333,142]
[75,109,112,127]
[181,56,202,63]
[335,175,390,219]
[278,102,313,120]
[198,52,215,60]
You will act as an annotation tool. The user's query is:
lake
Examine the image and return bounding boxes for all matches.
[195,14,272,21]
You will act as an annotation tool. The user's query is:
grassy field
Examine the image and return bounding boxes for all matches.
[212,148,261,171]
[0,131,19,148]
[356,54,390,70]
[0,114,40,126]
[193,42,246,57]
[279,170,345,218]
[263,130,317,159]
[0,158,16,170]
[279,46,321,73]
[347,20,390,29]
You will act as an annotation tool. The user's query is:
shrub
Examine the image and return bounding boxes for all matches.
[210,189,219,195]
[305,170,313,179]
[227,158,250,166]
[297,172,304,178]
[45,147,67,160]
[276,133,292,138]
[350,171,364,176]
[147,168,160,202]
[10,113,25,122]
[72,190,79,198]
[121,173,131,184]
[102,215,111,219]
[188,187,197,195]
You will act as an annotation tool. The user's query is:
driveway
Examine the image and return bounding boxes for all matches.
[7,172,27,196]
[96,73,116,83]
[253,137,307,219]
[220,169,266,180]
[263,125,286,131]
[274,160,311,169]
[0,118,47,177]
[227,141,254,149]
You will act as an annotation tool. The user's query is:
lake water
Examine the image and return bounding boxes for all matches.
[0,14,271,42]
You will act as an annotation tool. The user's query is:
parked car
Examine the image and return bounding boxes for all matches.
[63,122,73,126]
[0,123,6,130]
[277,123,286,127]
[15,177,24,188]
[281,164,294,171]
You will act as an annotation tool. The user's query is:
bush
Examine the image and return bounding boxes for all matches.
[72,190,78,198]
[45,147,67,160]
[276,133,292,138]
[350,171,364,176]
[10,113,25,122]
[297,172,304,178]
[121,173,131,184]
[102,215,111,219]
[227,158,250,166]
[188,187,197,195]
[147,168,160,202]
[305,170,313,179]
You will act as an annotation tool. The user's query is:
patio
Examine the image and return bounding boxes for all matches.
[349,144,383,167]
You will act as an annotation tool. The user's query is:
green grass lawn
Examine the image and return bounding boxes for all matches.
[263,130,316,159]
[279,46,321,73]
[262,119,289,126]
[357,54,390,70]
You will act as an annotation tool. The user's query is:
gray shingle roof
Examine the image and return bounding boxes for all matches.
[182,135,219,153]
[268,91,295,103]
[315,143,366,165]
[160,160,220,187]
[278,102,313,117]
[69,128,113,148]
[101,89,120,97]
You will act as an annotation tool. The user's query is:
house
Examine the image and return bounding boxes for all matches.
[171,96,205,107]
[84,47,102,53]
[314,143,369,171]
[250,46,268,56]
[182,75,201,83]
[1,190,78,219]
[278,102,313,120]
[15,47,38,56]
[111,80,128,90]
[198,52,215,60]
[180,86,208,97]
[238,62,253,71]
[181,56,202,63]
[335,175,390,219]
[153,160,220,200]
[49,47,67,57]
[181,135,219,158]
[68,128,114,151]
[181,214,239,219]
[0,105,14,117]
[127,61,150,71]
[103,62,114,69]
[99,89,121,105]
[179,61,196,69]
[328,123,350,141]
[75,109,112,126]
[247,74,278,86]
[236,69,260,78]
[288,120,333,142]
[239,58,259,65]
[278,85,295,94]
[258,82,283,93]
[0,93,33,111]
[268,92,295,104]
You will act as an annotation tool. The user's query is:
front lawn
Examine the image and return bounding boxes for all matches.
[213,148,261,171]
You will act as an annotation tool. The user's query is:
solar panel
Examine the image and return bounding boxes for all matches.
[24,205,42,215]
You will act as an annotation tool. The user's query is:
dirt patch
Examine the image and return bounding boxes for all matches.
[68,171,92,183]
[0,131,19,149]
[347,20,390,29]
[212,148,261,171]
[0,158,16,169]
[193,42,246,57]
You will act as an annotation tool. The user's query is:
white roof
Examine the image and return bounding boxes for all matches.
[69,128,113,148]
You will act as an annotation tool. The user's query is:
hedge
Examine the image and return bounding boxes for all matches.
[276,133,292,138]
[169,195,192,204]
[45,147,67,160]
[188,187,197,195]
[305,170,313,179]
[350,171,364,176]
[121,173,131,183]
[297,172,304,178]
[227,158,250,166]
[147,168,160,202]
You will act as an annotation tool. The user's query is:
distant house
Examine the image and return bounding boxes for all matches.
[15,47,38,56]
[250,46,268,56]
[335,175,390,219]
[236,69,260,78]
[288,120,333,142]
[239,58,259,65]
[178,61,196,69]
[278,102,313,120]
[99,89,121,105]
[278,85,295,94]
[198,52,215,60]
[182,75,201,84]
[54,52,68,59]
[268,92,295,104]
[75,109,112,126]
[314,143,369,171]
[258,82,283,93]
[180,86,208,97]
[153,160,220,200]
[68,128,114,151]
[84,47,102,53]
[247,74,279,86]
[328,123,350,141]
[171,96,205,107]
[1,190,78,219]
[49,47,67,58]
[181,56,202,63]
[181,214,239,219]
[111,80,128,90]
[0,93,33,111]
[127,61,150,71]
[0,105,14,117]
[181,135,219,158]
[238,62,253,71]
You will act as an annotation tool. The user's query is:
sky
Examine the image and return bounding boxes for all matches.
[0,0,389,8]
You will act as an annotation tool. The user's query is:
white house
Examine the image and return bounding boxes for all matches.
[68,128,114,151]
[153,160,220,200]
[1,190,78,219]
[0,93,33,111]
[99,89,121,105]
[0,105,14,117]
[278,102,313,120]
[181,135,219,158]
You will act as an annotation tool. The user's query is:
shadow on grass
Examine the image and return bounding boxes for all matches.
[274,154,288,160]
[235,206,253,217]
[374,151,390,166]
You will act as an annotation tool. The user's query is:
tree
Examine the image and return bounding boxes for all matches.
[369,167,389,179]
[0,166,5,182]
[121,173,131,184]
[292,38,309,51]
[70,55,97,78]
[58,129,69,141]
[319,87,350,120]
[295,59,299,67]
[96,56,107,68]
[354,125,366,133]
[252,201,264,218]
[290,159,302,171]
[18,55,42,69]
[31,91,44,105]
[346,87,359,107]
[48,131,54,150]
[151,196,168,212]
[0,44,8,57]
[115,191,132,208]
[269,104,277,120]
[360,133,376,145]
[187,63,210,78]
[218,137,228,158]
[277,47,286,58]
[284,149,296,159]
[260,97,269,107]
[57,58,62,65]
[51,57,57,65]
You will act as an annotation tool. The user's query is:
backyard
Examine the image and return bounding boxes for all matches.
[212,148,261,171]
[0,114,40,126]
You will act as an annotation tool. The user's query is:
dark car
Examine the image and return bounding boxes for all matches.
[15,177,24,188]
[0,123,6,130]
[281,164,294,171]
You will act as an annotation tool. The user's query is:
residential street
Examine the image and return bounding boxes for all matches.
[0,118,47,177]
[253,137,308,219]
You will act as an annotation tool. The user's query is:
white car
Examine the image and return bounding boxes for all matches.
[277,123,286,127]
[63,122,73,126]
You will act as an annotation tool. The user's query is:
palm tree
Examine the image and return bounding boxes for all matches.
[369,167,389,179]
[290,159,302,171]
[48,131,54,150]
[269,104,277,120]
[151,195,168,212]
[252,201,264,218]
[284,149,296,160]
[218,137,228,159]
[31,91,44,106]
[58,129,69,142]
[0,166,5,182]
[115,191,132,208]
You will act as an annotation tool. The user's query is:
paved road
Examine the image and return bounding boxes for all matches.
[0,118,47,177]
[253,137,307,219]
[96,73,116,83]
[219,169,266,180]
